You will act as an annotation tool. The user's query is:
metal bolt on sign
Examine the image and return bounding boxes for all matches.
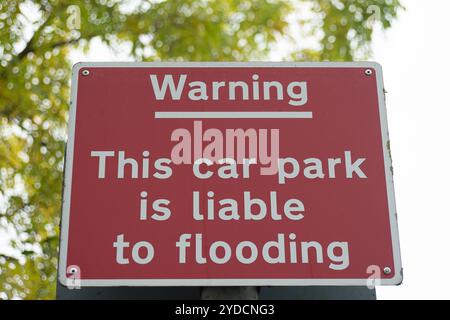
[383,267,392,275]
[365,69,373,76]
[82,69,90,76]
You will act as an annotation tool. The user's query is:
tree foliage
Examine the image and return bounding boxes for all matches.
[0,0,402,299]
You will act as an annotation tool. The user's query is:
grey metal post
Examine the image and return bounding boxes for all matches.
[57,281,376,299]
[201,286,259,300]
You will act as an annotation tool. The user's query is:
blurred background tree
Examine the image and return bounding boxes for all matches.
[0,0,402,299]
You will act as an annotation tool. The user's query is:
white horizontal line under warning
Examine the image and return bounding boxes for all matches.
[154,111,313,119]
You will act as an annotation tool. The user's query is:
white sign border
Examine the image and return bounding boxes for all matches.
[58,61,402,287]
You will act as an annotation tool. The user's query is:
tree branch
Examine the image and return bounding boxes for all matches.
[16,5,53,61]
[0,253,19,263]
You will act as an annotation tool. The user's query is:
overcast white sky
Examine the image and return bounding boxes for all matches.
[371,0,450,299]
[1,0,449,300]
